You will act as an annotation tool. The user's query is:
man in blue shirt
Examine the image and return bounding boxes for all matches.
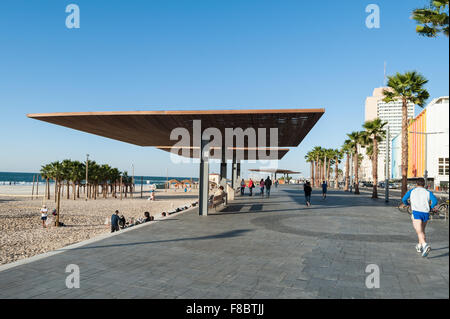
[111,210,120,233]
[402,178,438,257]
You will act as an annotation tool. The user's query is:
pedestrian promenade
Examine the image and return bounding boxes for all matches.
[0,185,448,299]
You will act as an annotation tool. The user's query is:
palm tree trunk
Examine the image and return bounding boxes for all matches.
[73,181,76,200]
[54,182,57,202]
[344,154,350,191]
[372,138,378,198]
[327,159,331,183]
[310,162,314,183]
[335,159,339,189]
[354,152,360,194]
[401,97,409,197]
[55,182,61,227]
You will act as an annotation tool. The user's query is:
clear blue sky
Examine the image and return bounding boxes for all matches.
[0,0,448,178]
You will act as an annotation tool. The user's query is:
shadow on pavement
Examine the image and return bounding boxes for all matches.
[60,229,253,251]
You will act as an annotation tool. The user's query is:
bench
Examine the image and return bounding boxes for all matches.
[209,193,227,211]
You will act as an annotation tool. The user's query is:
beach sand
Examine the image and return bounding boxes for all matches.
[0,185,199,265]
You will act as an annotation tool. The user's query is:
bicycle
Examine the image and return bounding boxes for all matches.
[436,198,449,221]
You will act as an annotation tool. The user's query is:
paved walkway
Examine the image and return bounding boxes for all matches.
[0,186,448,298]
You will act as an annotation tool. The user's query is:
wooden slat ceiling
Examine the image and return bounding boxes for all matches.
[27,109,324,148]
[156,146,290,160]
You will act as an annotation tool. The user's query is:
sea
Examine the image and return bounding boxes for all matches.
[0,172,198,186]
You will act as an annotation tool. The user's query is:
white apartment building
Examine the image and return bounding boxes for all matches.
[362,87,414,182]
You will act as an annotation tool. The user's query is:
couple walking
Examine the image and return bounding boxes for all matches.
[258,176,272,197]
[243,177,272,197]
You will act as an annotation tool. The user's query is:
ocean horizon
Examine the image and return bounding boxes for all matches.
[0,172,198,186]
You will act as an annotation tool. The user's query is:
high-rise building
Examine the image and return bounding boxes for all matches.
[361,87,414,182]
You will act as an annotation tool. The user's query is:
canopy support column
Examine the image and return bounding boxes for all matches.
[220,148,227,187]
[199,138,209,216]
[231,154,237,189]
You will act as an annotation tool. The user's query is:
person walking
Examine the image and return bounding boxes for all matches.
[111,210,120,233]
[265,176,272,197]
[321,181,328,199]
[402,178,438,257]
[248,179,254,196]
[304,181,312,207]
[240,179,246,195]
[259,179,265,197]
[40,205,48,228]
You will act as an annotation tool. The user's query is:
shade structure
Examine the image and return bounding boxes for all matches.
[27,109,324,149]
[28,108,324,217]
[249,168,301,174]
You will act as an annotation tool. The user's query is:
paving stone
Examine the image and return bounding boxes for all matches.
[0,186,447,299]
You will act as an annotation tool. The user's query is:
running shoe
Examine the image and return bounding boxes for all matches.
[415,244,422,253]
[421,244,431,257]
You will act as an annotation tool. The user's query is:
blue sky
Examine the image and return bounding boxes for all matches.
[0,0,448,178]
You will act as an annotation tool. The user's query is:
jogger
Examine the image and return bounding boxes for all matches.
[402,178,438,257]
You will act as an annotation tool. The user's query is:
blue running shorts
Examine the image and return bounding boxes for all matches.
[412,211,430,222]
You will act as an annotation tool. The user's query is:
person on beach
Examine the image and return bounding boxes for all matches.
[259,179,265,197]
[240,179,246,195]
[265,176,272,197]
[144,211,152,222]
[304,181,312,207]
[321,181,328,199]
[40,205,48,228]
[248,179,254,196]
[111,210,120,233]
[402,178,438,257]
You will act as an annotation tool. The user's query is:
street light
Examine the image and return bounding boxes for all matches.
[385,125,390,202]
[85,154,89,201]
[408,131,445,189]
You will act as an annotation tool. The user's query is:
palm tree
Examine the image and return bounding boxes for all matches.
[341,141,352,192]
[47,161,65,226]
[70,161,85,200]
[383,71,429,196]
[333,149,343,189]
[305,151,315,184]
[40,164,52,200]
[312,146,323,187]
[61,159,73,200]
[412,0,449,37]
[325,148,336,184]
[363,118,387,199]
[347,131,365,195]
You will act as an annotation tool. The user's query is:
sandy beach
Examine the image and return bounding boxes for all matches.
[0,185,199,265]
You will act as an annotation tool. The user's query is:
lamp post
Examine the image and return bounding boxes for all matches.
[85,154,89,201]
[408,131,445,189]
[385,126,390,202]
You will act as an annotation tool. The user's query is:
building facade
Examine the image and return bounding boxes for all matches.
[391,96,449,190]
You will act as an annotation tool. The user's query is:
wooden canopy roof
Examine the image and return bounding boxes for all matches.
[27,109,324,160]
